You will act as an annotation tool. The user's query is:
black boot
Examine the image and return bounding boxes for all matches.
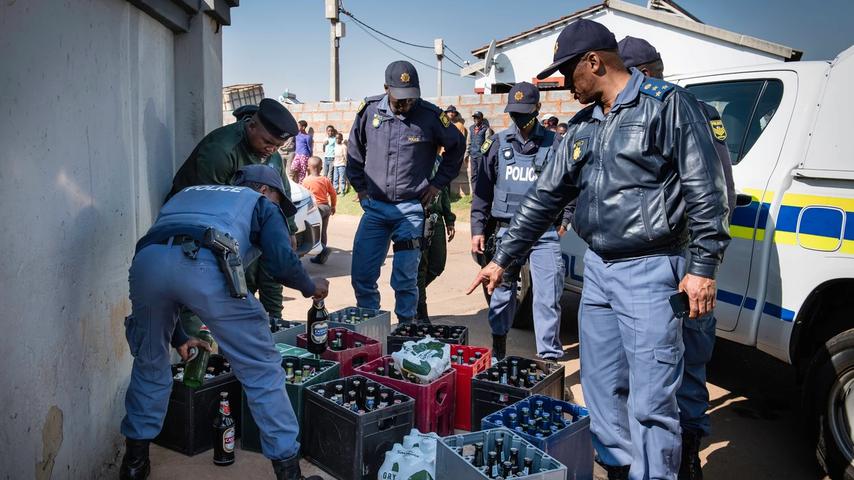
[272,455,322,480]
[604,464,630,480]
[492,334,506,363]
[679,431,703,480]
[416,301,430,324]
[119,438,150,480]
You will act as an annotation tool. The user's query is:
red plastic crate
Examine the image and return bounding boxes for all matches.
[355,356,456,436]
[296,327,382,377]
[449,345,492,431]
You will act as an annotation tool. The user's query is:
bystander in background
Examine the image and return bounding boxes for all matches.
[302,156,337,264]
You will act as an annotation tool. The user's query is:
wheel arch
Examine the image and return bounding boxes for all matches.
[791,278,854,375]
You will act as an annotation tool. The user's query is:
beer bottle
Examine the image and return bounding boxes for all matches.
[486,451,499,478]
[306,299,329,355]
[213,392,235,466]
[473,441,485,467]
[183,326,213,389]
[494,436,505,462]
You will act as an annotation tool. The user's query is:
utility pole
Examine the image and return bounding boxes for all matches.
[434,38,444,97]
[325,0,340,101]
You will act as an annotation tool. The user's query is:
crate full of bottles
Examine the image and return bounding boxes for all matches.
[296,327,382,377]
[481,395,591,480]
[240,354,339,453]
[270,318,305,346]
[436,427,567,480]
[155,354,243,455]
[386,323,469,354]
[470,357,565,429]
[449,345,492,430]
[303,375,415,480]
[327,306,391,351]
[355,355,456,436]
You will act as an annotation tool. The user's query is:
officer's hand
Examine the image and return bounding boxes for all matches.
[467,261,505,296]
[177,337,212,363]
[471,235,485,254]
[311,277,330,300]
[447,225,456,242]
[678,273,717,319]
[557,225,568,237]
[420,185,440,208]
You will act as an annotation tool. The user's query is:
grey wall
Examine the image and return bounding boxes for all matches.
[0,1,222,477]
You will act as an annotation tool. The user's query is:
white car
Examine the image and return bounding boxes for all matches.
[288,180,323,257]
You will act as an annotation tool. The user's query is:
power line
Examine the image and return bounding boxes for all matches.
[348,18,460,76]
[444,44,468,63]
[339,8,433,49]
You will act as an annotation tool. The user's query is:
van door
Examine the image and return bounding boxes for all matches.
[680,72,794,331]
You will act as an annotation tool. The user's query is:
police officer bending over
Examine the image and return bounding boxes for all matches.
[618,35,736,480]
[347,60,464,323]
[471,82,567,363]
[120,164,327,480]
[469,20,730,480]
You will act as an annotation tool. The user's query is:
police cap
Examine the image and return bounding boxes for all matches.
[385,60,421,99]
[233,104,259,121]
[505,82,540,114]
[233,164,297,216]
[257,98,298,140]
[444,105,458,113]
[618,36,661,68]
[472,111,484,119]
[536,19,618,80]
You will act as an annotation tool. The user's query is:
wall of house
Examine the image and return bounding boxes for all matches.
[476,9,784,93]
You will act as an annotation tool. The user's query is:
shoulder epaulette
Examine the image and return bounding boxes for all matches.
[418,100,451,128]
[357,95,384,115]
[639,77,676,100]
[480,137,494,154]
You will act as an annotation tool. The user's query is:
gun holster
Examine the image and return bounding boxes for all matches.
[422,213,439,251]
[202,228,249,299]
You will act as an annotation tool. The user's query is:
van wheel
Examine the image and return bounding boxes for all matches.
[806,328,854,480]
[511,265,534,330]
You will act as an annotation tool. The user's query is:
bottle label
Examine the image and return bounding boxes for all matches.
[223,426,235,453]
[311,321,328,344]
[220,402,231,416]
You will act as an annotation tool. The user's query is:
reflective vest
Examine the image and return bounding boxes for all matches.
[491,128,556,220]
[138,185,261,263]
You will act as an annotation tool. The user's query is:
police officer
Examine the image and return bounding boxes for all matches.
[119,165,327,480]
[468,111,492,188]
[347,60,464,323]
[619,35,736,480]
[470,82,564,363]
[468,20,730,480]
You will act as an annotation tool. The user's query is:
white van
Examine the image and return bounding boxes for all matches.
[514,47,854,478]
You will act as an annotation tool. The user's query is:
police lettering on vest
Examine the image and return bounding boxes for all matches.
[491,129,556,219]
[505,165,538,182]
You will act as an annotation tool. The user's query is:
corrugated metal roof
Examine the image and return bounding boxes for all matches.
[470,0,802,61]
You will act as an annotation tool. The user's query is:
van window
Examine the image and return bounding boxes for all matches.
[685,80,784,164]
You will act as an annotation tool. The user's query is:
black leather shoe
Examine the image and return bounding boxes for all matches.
[272,455,321,480]
[604,464,630,480]
[492,334,507,362]
[119,438,150,480]
[679,431,703,480]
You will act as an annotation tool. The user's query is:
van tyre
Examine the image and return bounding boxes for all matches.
[806,328,854,480]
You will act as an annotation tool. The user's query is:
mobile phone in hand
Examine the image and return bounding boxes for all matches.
[670,291,690,318]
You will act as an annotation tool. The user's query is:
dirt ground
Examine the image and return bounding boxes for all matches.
[149,214,826,479]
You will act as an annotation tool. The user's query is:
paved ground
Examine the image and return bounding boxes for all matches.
[150,214,826,479]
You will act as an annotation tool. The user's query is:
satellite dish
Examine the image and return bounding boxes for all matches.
[460,40,497,77]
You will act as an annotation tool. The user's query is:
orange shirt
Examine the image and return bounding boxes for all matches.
[301,175,337,208]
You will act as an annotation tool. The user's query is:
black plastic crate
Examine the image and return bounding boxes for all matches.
[386,324,469,355]
[154,354,242,455]
[241,355,339,453]
[303,375,415,480]
[470,356,565,430]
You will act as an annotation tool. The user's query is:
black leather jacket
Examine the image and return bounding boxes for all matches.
[493,71,730,278]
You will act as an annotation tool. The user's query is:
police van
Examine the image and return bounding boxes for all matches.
[516,46,854,478]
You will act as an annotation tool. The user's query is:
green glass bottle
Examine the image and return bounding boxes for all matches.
[183,325,213,389]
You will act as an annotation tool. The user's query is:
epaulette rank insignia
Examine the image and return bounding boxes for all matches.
[439,111,450,128]
[480,138,493,154]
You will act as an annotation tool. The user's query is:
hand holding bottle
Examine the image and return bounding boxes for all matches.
[177,336,212,363]
[311,277,330,300]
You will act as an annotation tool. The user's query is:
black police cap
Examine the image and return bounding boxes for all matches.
[233,104,259,121]
[385,60,421,100]
[618,36,661,68]
[233,164,297,216]
[257,98,298,140]
[505,82,540,114]
[537,19,618,80]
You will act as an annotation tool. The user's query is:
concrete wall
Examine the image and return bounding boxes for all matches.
[476,9,784,92]
[0,1,223,477]
[278,92,582,195]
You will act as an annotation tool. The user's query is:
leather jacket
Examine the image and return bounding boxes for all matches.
[493,70,730,278]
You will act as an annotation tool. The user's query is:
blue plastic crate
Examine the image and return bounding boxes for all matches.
[482,395,592,480]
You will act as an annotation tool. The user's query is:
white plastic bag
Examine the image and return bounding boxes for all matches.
[390,336,450,384]
[377,429,439,480]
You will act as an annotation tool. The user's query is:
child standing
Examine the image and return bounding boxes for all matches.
[322,125,337,180]
[302,156,337,264]
[333,133,348,194]
[290,120,312,183]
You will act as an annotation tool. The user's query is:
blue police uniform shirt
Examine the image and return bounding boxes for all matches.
[138,185,316,298]
[471,122,565,235]
[346,94,465,203]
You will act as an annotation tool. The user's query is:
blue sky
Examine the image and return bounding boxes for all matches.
[223,0,853,102]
